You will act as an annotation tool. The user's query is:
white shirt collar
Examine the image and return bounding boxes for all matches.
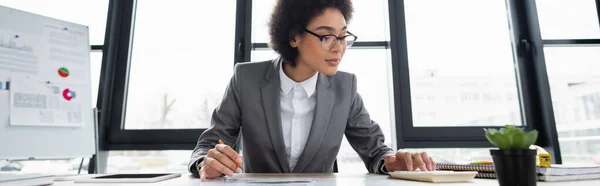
[279,62,319,97]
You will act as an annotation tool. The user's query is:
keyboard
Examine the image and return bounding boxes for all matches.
[389,170,478,183]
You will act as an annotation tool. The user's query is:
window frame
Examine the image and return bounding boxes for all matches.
[97,0,214,152]
[388,0,565,163]
[538,0,600,165]
[98,0,252,151]
[94,0,600,168]
[98,0,393,151]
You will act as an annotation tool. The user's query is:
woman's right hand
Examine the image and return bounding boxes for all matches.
[198,144,243,181]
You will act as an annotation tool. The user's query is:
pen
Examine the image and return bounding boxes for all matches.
[219,139,242,167]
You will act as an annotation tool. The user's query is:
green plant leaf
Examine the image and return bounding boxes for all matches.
[484,125,538,149]
[484,128,498,135]
[522,130,539,148]
[485,130,498,147]
[505,125,517,148]
[499,127,508,135]
[485,130,511,149]
[511,131,523,149]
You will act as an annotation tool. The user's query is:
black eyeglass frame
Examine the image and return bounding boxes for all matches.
[303,28,358,49]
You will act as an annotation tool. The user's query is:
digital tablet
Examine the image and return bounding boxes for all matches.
[74,173,181,183]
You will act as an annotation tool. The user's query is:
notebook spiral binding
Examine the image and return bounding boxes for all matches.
[436,163,496,172]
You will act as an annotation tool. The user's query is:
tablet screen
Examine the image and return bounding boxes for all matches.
[92,174,171,179]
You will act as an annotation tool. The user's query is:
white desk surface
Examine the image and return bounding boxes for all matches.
[53,173,600,186]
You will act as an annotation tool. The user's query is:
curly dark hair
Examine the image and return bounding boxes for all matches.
[268,0,353,66]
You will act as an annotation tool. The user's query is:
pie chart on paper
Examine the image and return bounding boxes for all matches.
[58,67,70,78]
[63,88,76,101]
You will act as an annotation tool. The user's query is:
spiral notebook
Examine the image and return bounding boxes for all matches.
[436,163,600,176]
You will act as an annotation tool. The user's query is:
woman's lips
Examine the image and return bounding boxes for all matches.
[326,58,340,66]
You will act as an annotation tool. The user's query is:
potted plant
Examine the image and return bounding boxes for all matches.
[485,125,538,186]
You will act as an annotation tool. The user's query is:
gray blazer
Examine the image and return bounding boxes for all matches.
[189,57,394,174]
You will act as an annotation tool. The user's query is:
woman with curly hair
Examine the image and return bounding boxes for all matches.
[189,0,435,180]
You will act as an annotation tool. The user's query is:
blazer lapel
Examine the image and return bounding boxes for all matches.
[292,73,334,173]
[260,58,290,173]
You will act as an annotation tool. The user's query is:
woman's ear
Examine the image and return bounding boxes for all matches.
[289,34,303,48]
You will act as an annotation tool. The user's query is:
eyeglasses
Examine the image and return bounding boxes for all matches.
[303,29,358,50]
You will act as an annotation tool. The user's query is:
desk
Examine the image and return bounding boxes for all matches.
[53,173,600,186]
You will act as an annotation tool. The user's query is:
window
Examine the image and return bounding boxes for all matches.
[545,46,600,165]
[0,158,89,174]
[336,49,393,173]
[404,0,522,127]
[98,0,579,172]
[251,49,279,62]
[124,0,236,129]
[251,0,277,43]
[536,0,600,39]
[342,0,390,41]
[107,150,191,173]
[1,0,109,45]
[91,52,102,108]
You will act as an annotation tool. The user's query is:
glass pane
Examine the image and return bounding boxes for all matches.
[91,52,102,108]
[536,0,600,39]
[337,49,394,173]
[125,1,236,129]
[251,0,277,43]
[251,49,279,62]
[107,150,191,173]
[1,0,109,45]
[545,47,600,165]
[0,158,89,174]
[251,49,394,173]
[251,0,389,43]
[348,0,389,41]
[405,0,523,127]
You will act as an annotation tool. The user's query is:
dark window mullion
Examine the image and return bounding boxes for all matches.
[91,45,104,50]
[506,0,562,163]
[234,0,252,64]
[99,0,138,147]
[388,0,412,149]
[596,0,600,29]
[543,39,600,46]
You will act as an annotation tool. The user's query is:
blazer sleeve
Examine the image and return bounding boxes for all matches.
[344,74,395,174]
[188,64,243,176]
